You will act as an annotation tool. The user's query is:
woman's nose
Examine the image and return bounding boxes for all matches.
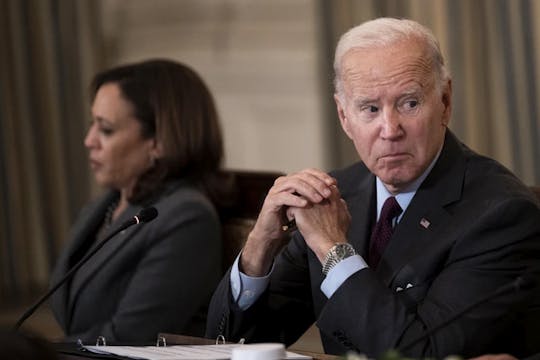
[84,125,97,149]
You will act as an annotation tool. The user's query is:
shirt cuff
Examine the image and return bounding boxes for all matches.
[320,254,367,298]
[230,252,273,310]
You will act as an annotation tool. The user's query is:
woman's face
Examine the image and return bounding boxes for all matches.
[85,83,157,193]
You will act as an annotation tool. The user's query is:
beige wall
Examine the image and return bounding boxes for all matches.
[99,0,331,174]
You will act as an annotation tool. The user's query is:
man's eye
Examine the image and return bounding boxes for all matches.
[407,100,418,108]
[399,98,420,114]
[361,105,379,113]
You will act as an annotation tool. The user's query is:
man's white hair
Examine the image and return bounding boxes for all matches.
[334,17,450,98]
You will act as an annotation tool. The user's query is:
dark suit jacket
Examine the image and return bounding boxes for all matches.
[50,180,222,344]
[206,132,540,359]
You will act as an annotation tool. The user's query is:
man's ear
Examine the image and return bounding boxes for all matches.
[441,79,452,126]
[335,94,353,139]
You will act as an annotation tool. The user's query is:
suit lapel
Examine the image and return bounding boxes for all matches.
[51,191,117,329]
[376,131,466,286]
[65,203,146,328]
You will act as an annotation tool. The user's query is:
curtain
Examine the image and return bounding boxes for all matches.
[0,0,101,303]
[321,0,540,185]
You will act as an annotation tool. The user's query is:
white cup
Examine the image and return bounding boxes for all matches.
[231,343,286,360]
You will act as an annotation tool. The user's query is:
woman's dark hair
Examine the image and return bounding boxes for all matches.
[90,59,227,205]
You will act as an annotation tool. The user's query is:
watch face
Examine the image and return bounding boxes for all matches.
[335,243,355,259]
[335,245,347,257]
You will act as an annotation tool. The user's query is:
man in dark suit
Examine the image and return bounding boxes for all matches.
[206,17,540,358]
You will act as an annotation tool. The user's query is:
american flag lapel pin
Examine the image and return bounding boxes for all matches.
[420,218,430,229]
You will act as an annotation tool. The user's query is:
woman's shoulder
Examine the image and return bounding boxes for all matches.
[140,181,221,244]
[153,180,218,216]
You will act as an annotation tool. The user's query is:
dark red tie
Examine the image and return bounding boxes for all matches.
[368,196,402,267]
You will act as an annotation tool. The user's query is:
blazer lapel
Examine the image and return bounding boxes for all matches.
[66,205,143,303]
[65,204,147,331]
[51,191,117,329]
[376,131,466,286]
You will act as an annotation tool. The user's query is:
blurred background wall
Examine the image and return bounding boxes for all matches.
[0,0,539,345]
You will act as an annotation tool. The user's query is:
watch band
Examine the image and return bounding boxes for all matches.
[321,243,356,276]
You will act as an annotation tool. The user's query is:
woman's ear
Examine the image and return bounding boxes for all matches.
[149,138,163,160]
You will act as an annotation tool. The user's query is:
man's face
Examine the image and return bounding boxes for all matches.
[335,39,451,193]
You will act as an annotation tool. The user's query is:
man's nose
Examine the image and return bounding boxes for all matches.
[380,108,404,140]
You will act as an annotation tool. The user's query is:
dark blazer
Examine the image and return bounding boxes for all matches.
[50,180,222,344]
[206,132,540,359]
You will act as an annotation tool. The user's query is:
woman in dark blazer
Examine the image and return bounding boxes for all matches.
[50,59,228,344]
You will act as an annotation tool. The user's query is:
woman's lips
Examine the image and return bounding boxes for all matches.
[89,159,101,170]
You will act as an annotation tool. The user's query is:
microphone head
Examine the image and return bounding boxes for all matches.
[137,207,158,223]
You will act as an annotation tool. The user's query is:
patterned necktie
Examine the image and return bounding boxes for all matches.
[368,196,403,267]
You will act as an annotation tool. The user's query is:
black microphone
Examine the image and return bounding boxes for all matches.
[399,275,537,353]
[124,206,158,226]
[12,207,159,331]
